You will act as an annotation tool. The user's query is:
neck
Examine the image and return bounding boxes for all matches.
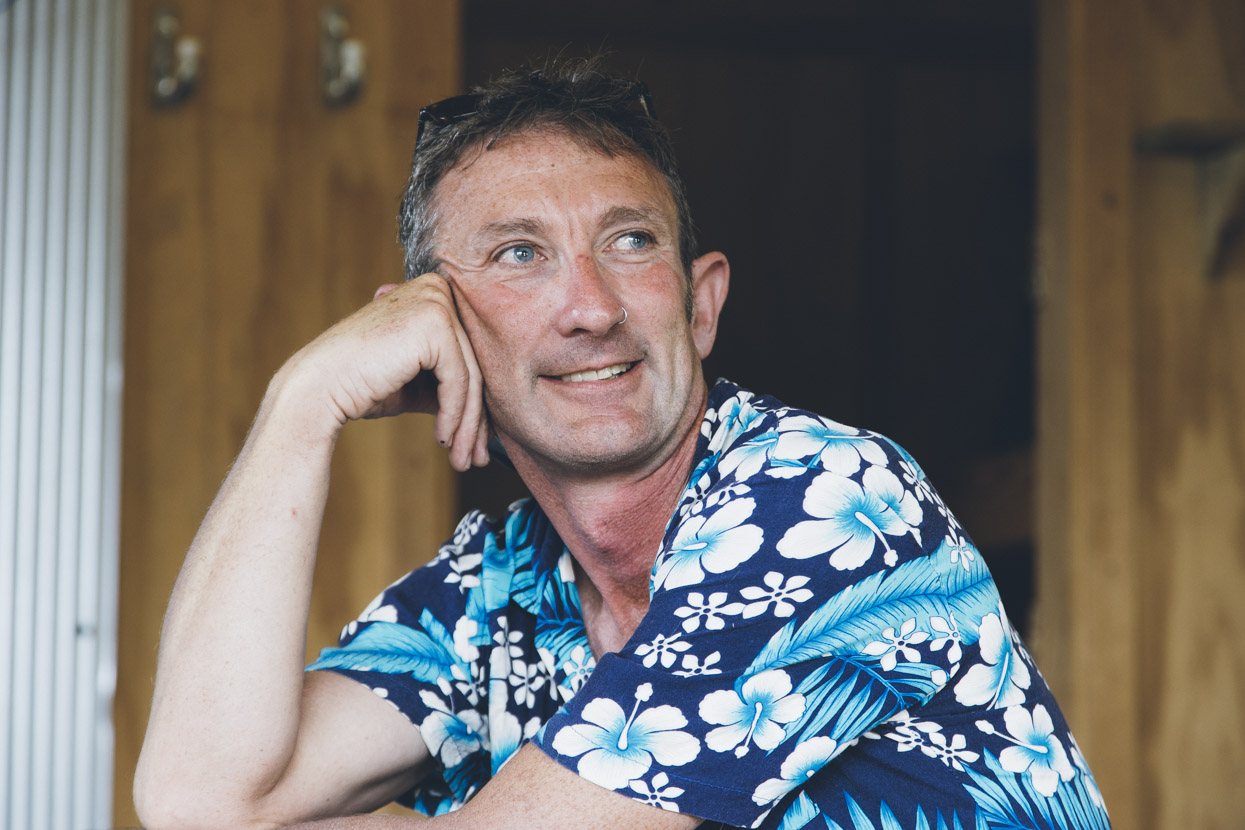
[505,383,708,646]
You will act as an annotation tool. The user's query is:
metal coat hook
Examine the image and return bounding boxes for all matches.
[1136,121,1245,278]
[150,5,201,107]
[320,6,365,106]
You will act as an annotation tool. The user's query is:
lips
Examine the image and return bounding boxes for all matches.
[556,362,635,383]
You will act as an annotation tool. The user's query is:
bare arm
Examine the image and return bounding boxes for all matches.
[134,277,488,830]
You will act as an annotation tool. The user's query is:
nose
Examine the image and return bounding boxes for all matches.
[555,254,625,336]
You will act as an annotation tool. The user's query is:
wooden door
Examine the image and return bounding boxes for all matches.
[1037,1,1245,826]
[116,2,461,824]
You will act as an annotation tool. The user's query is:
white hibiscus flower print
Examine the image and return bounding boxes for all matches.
[751,735,839,805]
[977,704,1075,796]
[953,611,1031,708]
[435,510,487,561]
[862,618,931,671]
[899,458,936,502]
[635,631,692,669]
[718,431,783,481]
[549,644,594,700]
[863,465,923,546]
[920,730,980,771]
[776,468,921,569]
[928,615,963,665]
[739,572,814,619]
[673,651,723,678]
[418,689,485,768]
[551,684,700,790]
[704,392,762,451]
[774,416,888,476]
[881,709,942,752]
[508,659,547,708]
[674,591,745,633]
[444,552,482,591]
[944,528,977,571]
[699,669,805,757]
[655,498,764,590]
[450,662,486,706]
[629,772,685,812]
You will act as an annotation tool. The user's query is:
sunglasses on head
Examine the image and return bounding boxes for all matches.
[415,80,658,148]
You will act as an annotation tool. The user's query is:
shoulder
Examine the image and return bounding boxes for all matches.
[656,381,960,593]
[691,380,932,509]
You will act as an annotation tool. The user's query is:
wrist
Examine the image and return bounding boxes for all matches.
[259,350,349,449]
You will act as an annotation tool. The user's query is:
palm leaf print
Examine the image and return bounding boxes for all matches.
[308,620,456,682]
[747,556,945,677]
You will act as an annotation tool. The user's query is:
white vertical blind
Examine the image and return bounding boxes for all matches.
[0,0,127,828]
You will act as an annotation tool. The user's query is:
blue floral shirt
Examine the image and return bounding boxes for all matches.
[309,380,1110,830]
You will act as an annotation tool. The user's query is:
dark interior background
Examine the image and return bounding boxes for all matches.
[456,0,1037,632]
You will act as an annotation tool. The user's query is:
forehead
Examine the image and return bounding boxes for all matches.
[431,130,677,235]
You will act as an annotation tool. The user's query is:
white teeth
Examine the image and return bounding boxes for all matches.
[559,362,633,383]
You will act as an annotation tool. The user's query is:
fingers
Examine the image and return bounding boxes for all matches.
[357,275,490,471]
[434,313,487,472]
[472,418,492,468]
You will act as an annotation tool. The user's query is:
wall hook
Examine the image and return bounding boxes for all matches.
[1136,121,1245,278]
[150,5,201,107]
[320,6,365,107]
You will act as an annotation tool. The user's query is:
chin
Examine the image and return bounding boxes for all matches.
[506,422,662,474]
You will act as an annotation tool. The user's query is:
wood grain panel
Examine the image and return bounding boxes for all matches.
[1133,4,1245,827]
[1035,2,1142,826]
[116,2,461,825]
[1038,1,1245,827]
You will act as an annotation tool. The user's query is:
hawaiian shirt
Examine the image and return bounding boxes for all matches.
[309,379,1111,830]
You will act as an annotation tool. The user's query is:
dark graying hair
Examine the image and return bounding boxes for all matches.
[398,57,697,311]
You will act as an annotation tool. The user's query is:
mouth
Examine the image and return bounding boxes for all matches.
[555,361,636,383]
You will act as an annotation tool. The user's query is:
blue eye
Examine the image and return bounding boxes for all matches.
[618,232,652,250]
[500,244,536,264]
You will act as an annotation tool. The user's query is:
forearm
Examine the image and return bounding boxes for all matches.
[136,358,344,822]
[136,278,489,828]
[284,814,430,829]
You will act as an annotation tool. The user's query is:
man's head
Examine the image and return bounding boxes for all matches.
[398,58,698,315]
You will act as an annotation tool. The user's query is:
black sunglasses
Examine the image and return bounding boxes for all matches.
[415,80,658,148]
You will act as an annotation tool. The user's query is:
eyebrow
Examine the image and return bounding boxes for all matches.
[598,205,668,230]
[470,217,546,248]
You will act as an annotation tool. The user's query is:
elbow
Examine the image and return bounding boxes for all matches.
[133,759,278,830]
[132,774,207,830]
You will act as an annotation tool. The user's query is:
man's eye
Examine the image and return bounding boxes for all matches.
[617,232,652,251]
[499,244,536,264]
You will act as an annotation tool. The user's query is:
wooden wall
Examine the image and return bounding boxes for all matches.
[1037,1,1245,827]
[115,2,460,825]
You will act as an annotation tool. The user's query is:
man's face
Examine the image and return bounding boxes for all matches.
[430,130,725,477]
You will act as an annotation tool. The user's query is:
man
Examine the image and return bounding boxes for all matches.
[134,60,1111,830]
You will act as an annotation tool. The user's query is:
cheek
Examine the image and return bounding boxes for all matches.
[455,290,543,369]
[617,262,686,312]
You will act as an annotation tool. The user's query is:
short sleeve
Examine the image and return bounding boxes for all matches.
[532,414,974,827]
[306,511,497,815]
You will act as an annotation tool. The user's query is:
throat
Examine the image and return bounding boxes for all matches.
[573,557,649,658]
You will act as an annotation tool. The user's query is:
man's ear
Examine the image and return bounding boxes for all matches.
[689,251,730,359]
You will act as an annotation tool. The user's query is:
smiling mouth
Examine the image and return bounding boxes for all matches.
[557,362,636,383]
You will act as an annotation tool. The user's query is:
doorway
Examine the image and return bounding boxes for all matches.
[458,1,1039,633]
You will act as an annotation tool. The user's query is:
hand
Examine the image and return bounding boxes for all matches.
[286,274,490,471]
